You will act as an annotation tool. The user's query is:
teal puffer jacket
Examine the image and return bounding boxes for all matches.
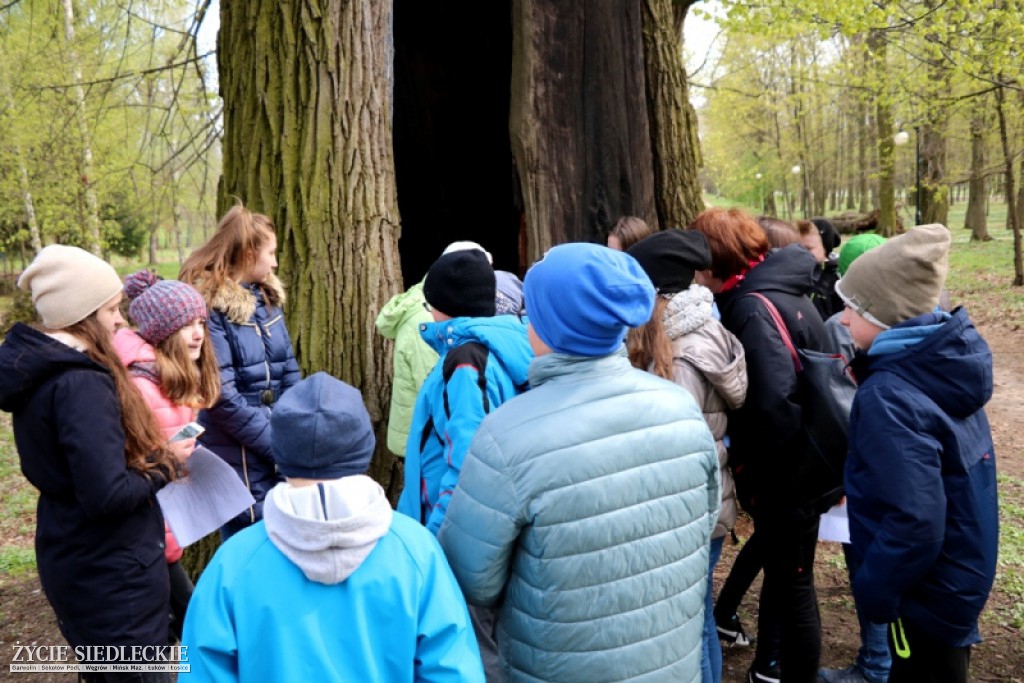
[438,351,719,682]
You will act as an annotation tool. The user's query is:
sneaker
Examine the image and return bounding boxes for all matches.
[748,661,782,683]
[818,665,886,683]
[717,613,754,647]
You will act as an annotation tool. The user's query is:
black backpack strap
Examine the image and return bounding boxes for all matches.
[441,342,490,419]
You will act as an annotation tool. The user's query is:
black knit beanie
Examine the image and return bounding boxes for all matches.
[627,229,712,294]
[423,250,496,318]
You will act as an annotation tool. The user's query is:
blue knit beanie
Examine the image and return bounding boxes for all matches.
[272,372,376,480]
[524,243,655,356]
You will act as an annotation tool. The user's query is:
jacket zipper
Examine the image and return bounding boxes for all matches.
[240,446,255,523]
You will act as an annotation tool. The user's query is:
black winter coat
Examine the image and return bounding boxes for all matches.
[0,324,169,650]
[715,245,830,512]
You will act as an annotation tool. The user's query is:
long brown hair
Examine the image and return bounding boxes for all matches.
[179,202,276,295]
[63,315,179,480]
[689,207,770,281]
[154,327,221,409]
[609,216,654,252]
[627,297,674,381]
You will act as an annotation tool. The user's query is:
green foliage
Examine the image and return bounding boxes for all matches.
[0,0,221,261]
[0,547,35,578]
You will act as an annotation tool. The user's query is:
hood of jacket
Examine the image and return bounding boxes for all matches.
[193,273,287,324]
[420,315,533,388]
[263,475,393,585]
[375,282,428,340]
[858,308,992,419]
[0,323,104,412]
[718,244,817,313]
[113,328,156,367]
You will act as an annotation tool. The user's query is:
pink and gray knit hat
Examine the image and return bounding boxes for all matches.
[123,269,208,346]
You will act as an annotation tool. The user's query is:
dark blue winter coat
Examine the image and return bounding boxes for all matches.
[0,323,169,650]
[846,308,998,647]
[193,275,301,525]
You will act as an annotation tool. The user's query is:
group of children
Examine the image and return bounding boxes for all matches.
[0,202,998,683]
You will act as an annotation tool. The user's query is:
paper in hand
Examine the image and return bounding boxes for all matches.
[156,445,255,547]
[817,499,850,544]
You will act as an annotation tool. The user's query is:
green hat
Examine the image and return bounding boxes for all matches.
[838,233,887,277]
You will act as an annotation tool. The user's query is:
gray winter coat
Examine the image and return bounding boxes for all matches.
[662,285,748,540]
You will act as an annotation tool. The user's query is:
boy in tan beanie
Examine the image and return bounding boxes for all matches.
[834,224,998,683]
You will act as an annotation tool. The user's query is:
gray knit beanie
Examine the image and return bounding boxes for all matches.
[835,224,951,329]
[18,245,124,329]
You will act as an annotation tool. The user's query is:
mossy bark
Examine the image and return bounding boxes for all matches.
[641,0,704,228]
[218,0,403,499]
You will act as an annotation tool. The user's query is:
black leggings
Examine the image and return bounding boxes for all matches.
[167,561,193,644]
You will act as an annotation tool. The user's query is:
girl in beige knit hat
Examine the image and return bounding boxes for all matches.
[0,245,187,666]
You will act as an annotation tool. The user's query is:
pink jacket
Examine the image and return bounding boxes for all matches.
[114,328,192,563]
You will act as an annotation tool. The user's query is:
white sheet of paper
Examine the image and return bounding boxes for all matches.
[156,445,255,547]
[817,500,850,544]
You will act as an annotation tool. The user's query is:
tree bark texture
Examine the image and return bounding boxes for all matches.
[868,31,897,237]
[920,121,949,227]
[642,0,704,228]
[219,0,404,494]
[510,0,660,261]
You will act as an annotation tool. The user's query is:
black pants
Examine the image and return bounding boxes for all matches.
[167,561,193,643]
[888,617,970,683]
[752,506,822,683]
[714,530,765,623]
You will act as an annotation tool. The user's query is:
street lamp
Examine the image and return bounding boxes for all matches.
[755,173,764,211]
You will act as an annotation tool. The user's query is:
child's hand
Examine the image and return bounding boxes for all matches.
[167,437,196,466]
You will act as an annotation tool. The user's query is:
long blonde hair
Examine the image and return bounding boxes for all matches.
[63,315,179,480]
[627,297,674,381]
[154,328,220,409]
[179,202,276,296]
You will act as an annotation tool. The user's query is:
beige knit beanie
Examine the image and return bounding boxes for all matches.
[17,245,124,329]
[835,224,951,329]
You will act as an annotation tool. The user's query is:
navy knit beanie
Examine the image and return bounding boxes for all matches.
[272,373,376,479]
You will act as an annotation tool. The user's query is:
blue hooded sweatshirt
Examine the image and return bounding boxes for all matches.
[397,316,532,533]
[846,308,998,647]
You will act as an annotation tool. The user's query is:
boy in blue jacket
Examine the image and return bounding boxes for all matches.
[181,373,484,683]
[835,224,998,683]
[397,249,533,534]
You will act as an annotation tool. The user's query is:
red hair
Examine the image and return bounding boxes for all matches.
[689,207,770,281]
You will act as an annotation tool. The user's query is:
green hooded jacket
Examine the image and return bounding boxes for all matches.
[375,282,439,456]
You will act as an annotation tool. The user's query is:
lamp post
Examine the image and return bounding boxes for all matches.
[755,172,763,211]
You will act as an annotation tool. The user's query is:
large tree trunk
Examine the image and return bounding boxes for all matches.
[641,0,704,228]
[510,0,660,260]
[966,111,990,241]
[219,0,404,493]
[857,99,870,214]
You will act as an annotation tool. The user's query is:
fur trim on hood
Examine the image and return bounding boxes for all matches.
[195,273,287,324]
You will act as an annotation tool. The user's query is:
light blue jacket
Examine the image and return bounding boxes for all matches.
[438,351,719,682]
[181,503,483,682]
[398,316,532,533]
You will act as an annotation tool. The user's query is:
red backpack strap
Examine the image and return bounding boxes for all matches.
[747,292,802,372]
